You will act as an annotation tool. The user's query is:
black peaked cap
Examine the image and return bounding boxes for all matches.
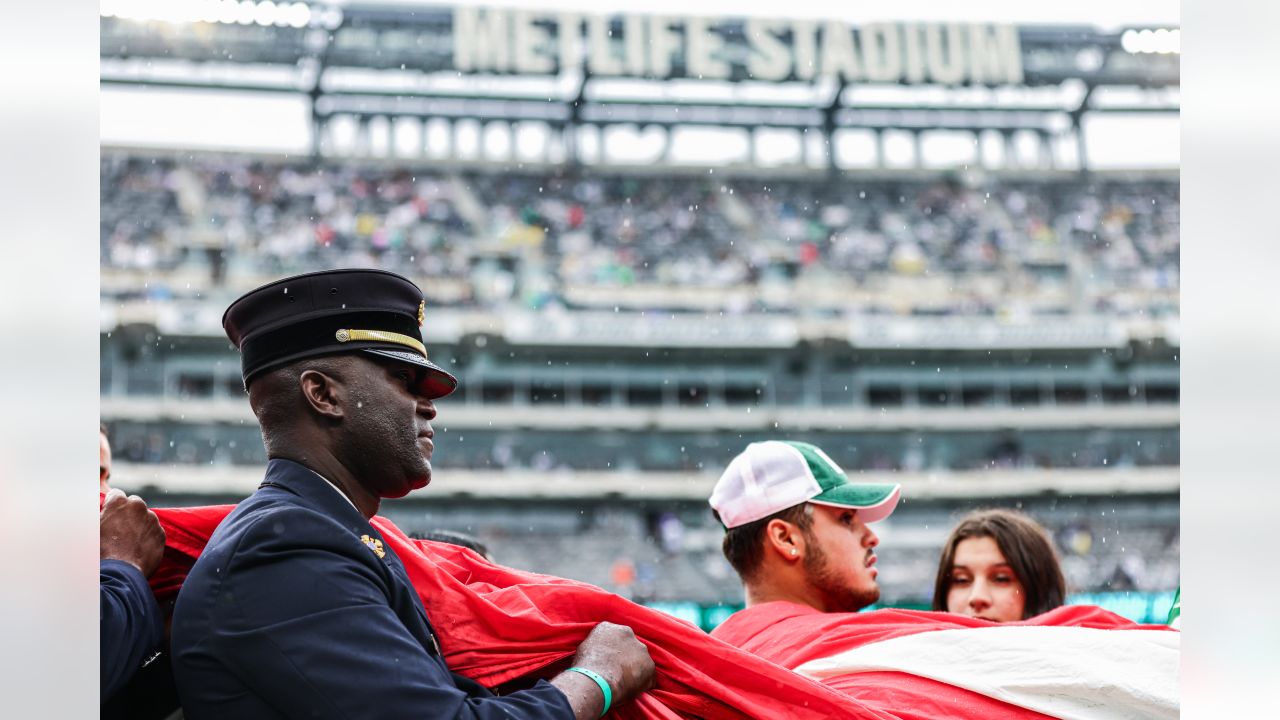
[222,268,457,399]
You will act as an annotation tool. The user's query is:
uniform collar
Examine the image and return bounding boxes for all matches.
[261,458,370,525]
[311,467,359,513]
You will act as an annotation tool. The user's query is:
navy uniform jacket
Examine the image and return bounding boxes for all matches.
[101,559,163,702]
[171,459,574,720]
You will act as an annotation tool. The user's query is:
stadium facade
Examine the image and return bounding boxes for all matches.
[100,3,1179,623]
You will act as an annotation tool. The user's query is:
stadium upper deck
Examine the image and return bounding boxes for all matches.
[101,152,1178,319]
[101,5,1178,169]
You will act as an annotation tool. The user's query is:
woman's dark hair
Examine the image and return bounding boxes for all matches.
[931,508,1066,619]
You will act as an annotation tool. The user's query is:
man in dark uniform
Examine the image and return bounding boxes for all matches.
[100,486,166,701]
[101,425,184,720]
[171,269,654,720]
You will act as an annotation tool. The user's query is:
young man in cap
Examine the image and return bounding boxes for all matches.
[708,440,900,634]
[703,443,1182,720]
[171,269,653,720]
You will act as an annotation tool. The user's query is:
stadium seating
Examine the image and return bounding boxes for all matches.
[101,153,1179,318]
[99,151,1180,610]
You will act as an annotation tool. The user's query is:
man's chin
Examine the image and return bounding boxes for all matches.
[843,586,880,613]
[384,473,431,499]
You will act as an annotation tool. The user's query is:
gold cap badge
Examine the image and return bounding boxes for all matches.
[417,300,425,327]
[360,534,386,559]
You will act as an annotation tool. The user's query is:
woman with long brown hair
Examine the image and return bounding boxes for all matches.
[932,508,1067,622]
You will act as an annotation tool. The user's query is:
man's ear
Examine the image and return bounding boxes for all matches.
[298,368,346,420]
[764,517,804,561]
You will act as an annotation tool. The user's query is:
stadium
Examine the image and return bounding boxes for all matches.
[99,0,1179,638]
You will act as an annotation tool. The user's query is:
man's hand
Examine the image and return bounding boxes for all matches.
[552,621,655,719]
[100,489,165,578]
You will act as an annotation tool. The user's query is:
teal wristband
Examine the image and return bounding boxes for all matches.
[566,666,612,717]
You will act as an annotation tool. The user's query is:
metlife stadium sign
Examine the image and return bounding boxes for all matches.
[453,8,1024,85]
[102,5,1178,91]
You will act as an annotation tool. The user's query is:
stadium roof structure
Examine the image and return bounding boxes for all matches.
[101,3,1179,170]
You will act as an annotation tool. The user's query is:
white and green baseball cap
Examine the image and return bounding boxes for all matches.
[710,440,901,529]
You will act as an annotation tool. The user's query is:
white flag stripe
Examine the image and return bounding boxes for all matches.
[793,626,1179,720]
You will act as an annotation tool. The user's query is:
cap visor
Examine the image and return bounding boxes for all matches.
[362,348,458,399]
[808,483,901,523]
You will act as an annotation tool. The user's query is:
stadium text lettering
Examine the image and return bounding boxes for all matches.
[453,9,1024,85]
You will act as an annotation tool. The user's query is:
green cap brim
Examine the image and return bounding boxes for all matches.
[809,482,901,523]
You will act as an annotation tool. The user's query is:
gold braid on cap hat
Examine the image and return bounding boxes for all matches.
[335,328,428,359]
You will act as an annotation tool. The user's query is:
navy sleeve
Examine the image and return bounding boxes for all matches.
[100,559,163,702]
[180,508,573,720]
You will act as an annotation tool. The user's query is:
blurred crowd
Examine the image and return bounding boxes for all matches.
[104,422,1178,475]
[100,154,1179,317]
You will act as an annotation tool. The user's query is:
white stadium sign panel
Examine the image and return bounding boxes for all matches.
[453,8,1024,85]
